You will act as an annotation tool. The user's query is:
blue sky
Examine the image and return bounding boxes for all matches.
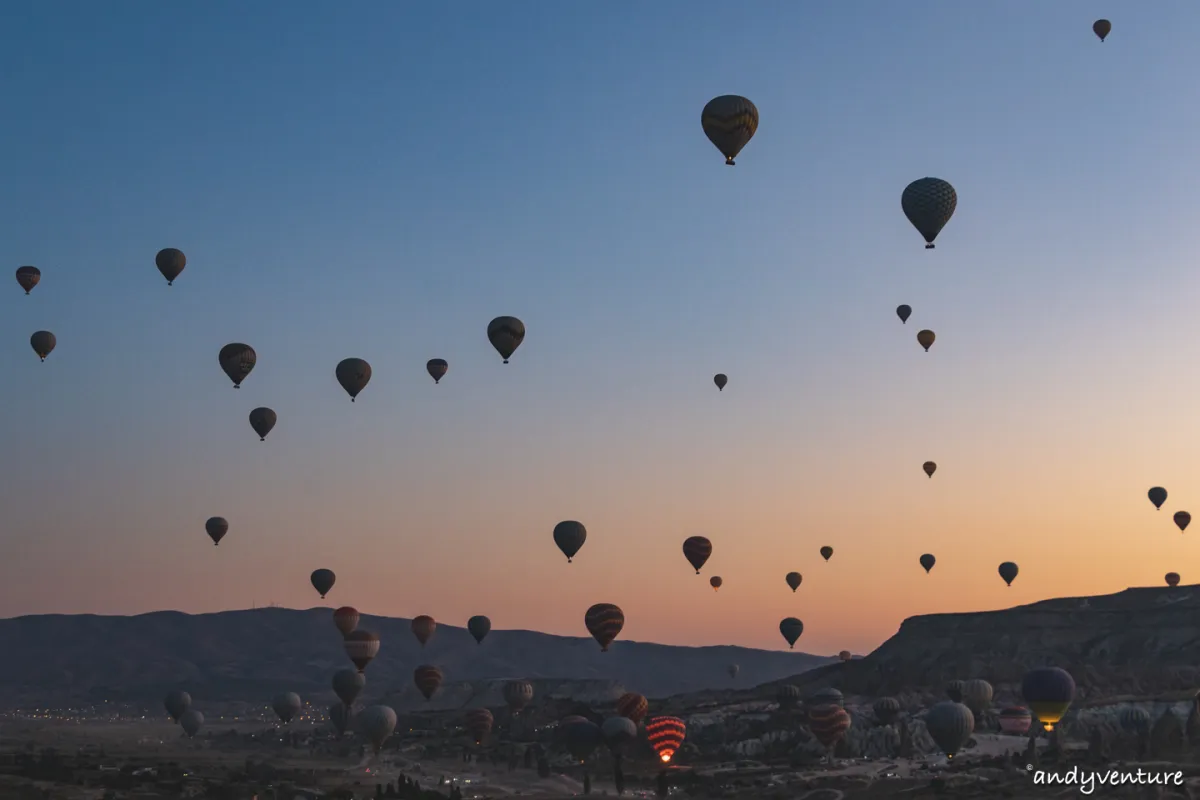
[3,1,1200,653]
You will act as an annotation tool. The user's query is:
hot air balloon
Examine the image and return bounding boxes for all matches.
[426,359,448,384]
[807,704,852,750]
[616,692,648,723]
[1175,511,1191,532]
[714,373,728,391]
[902,178,957,249]
[922,461,937,478]
[335,358,372,402]
[329,703,352,736]
[344,630,380,672]
[15,266,40,295]
[332,668,365,707]
[709,576,722,591]
[998,562,1019,587]
[727,663,739,679]
[504,680,534,713]
[682,536,712,573]
[412,615,436,647]
[1093,19,1111,42]
[467,615,491,644]
[272,692,301,724]
[777,685,801,710]
[180,710,204,738]
[414,665,443,700]
[785,571,802,591]
[602,716,638,753]
[359,705,397,753]
[1149,486,1167,510]
[464,708,494,744]
[563,719,603,762]
[779,617,804,649]
[946,680,965,703]
[896,304,911,324]
[30,331,55,361]
[917,330,936,352]
[820,546,833,562]
[1021,667,1075,731]
[838,650,852,662]
[155,248,186,285]
[646,716,687,762]
[333,607,359,637]
[205,517,228,546]
[873,697,900,725]
[961,679,993,716]
[1166,572,1181,587]
[585,603,625,651]
[808,688,845,708]
[920,553,936,573]
[311,569,336,598]
[219,343,256,388]
[1119,707,1150,734]
[249,407,277,441]
[487,316,525,363]
[700,95,759,165]
[164,690,191,723]
[998,706,1032,735]
[925,701,974,758]
[553,520,587,562]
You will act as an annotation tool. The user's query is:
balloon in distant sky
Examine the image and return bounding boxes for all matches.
[15,266,40,294]
[714,373,728,391]
[30,331,55,361]
[426,358,448,384]
[709,576,722,591]
[343,630,380,672]
[414,665,443,700]
[584,603,625,651]
[335,358,372,402]
[249,407,276,441]
[155,248,186,285]
[701,95,759,165]
[779,617,804,649]
[1148,487,1167,510]
[311,568,336,598]
[219,343,256,388]
[553,521,587,562]
[1093,19,1111,41]
[838,650,852,662]
[1166,572,1181,588]
[920,553,936,573]
[785,571,802,591]
[205,516,228,546]
[487,316,525,363]
[998,561,1019,587]
[412,615,436,647]
[820,546,833,562]
[896,304,911,324]
[917,329,936,352]
[1174,511,1190,532]
[467,615,491,644]
[901,178,957,249]
[333,607,359,637]
[923,461,937,478]
[682,536,712,573]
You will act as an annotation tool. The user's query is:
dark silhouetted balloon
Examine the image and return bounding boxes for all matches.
[962,679,993,716]
[714,373,727,391]
[777,685,801,710]
[896,304,911,324]
[1093,19,1111,41]
[902,178,957,249]
[1021,667,1075,731]
[998,561,1019,586]
[249,407,276,441]
[329,703,352,736]
[925,701,974,758]
[30,331,55,361]
[343,630,380,672]
[164,690,191,723]
[779,617,804,649]
[205,517,228,546]
[998,707,1031,735]
[946,680,964,703]
[427,359,448,384]
[920,553,936,573]
[414,665,443,700]
[917,329,936,352]
[709,575,722,591]
[839,650,852,662]
[272,692,301,724]
[682,536,712,573]
[15,266,40,295]
[335,358,372,402]
[616,692,648,723]
[311,568,336,598]
[332,668,365,707]
[464,708,494,744]
[504,680,534,713]
[359,705,397,753]
[333,607,359,638]
[808,704,851,749]
[155,248,186,285]
[1166,572,1181,587]
[601,716,638,753]
[820,546,833,562]
[219,343,256,388]
[1149,487,1167,510]
[923,461,937,478]
[873,697,900,725]
[1120,707,1150,734]
[563,719,603,762]
[487,316,525,363]
[180,710,204,737]
[701,95,759,165]
[785,571,802,591]
[411,615,436,647]
[553,521,587,562]
[585,603,625,651]
[467,615,491,644]
[1174,511,1190,532]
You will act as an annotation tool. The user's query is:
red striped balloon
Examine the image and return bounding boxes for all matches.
[584,603,625,651]
[464,708,494,744]
[343,630,380,672]
[333,606,359,637]
[414,665,443,700]
[616,692,648,724]
[807,703,851,749]
[646,716,687,763]
[682,536,712,574]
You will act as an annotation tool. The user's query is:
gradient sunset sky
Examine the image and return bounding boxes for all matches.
[2,1,1200,657]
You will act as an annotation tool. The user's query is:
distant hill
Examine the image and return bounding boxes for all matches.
[781,585,1200,704]
[0,608,832,708]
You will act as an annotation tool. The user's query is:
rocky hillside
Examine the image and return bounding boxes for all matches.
[0,607,831,707]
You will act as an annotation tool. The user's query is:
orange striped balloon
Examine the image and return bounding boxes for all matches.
[464,708,494,745]
[646,716,687,763]
[807,703,851,749]
[616,692,648,724]
[682,536,712,574]
[411,615,436,647]
[584,603,625,651]
[413,665,443,701]
[333,606,359,638]
[343,630,380,672]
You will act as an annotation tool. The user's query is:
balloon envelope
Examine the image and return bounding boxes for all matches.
[700,95,759,165]
[901,177,957,248]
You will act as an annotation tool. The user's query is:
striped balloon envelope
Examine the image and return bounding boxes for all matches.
[807,703,852,749]
[616,692,648,724]
[584,603,625,651]
[343,630,380,672]
[333,606,359,637]
[464,708,494,744]
[682,536,712,574]
[998,706,1032,735]
[411,615,436,647]
[413,665,443,700]
[503,680,534,713]
[646,715,687,763]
